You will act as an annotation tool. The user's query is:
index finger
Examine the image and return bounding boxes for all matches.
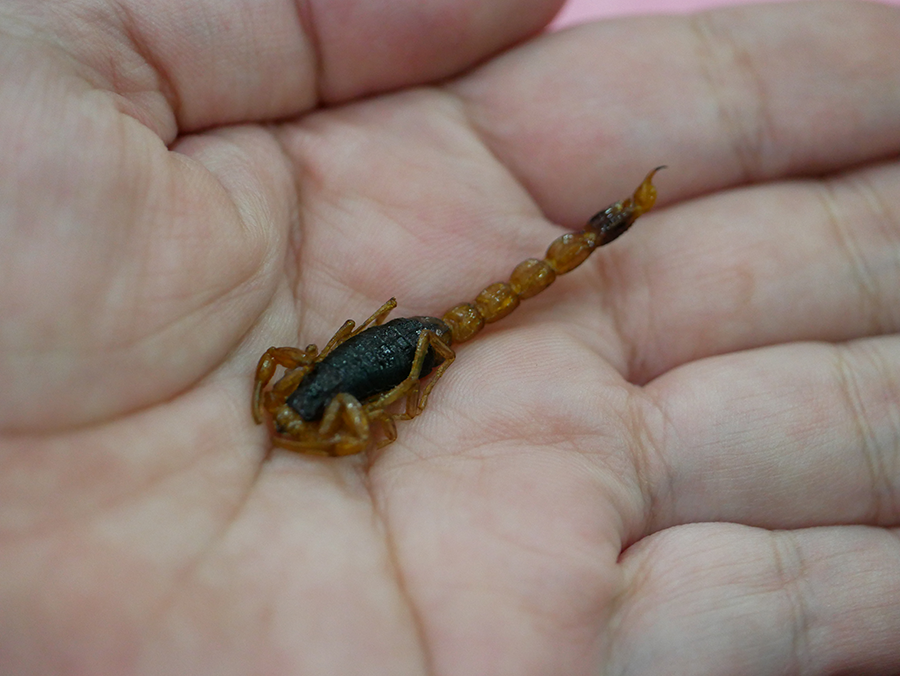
[451,0,900,221]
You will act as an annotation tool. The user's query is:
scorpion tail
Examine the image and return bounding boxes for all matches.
[586,166,665,244]
[441,167,665,344]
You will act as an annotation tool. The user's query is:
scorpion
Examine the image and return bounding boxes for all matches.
[252,168,664,456]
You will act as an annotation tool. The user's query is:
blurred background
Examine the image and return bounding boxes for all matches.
[553,0,900,27]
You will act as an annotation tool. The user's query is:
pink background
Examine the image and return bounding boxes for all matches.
[553,0,900,26]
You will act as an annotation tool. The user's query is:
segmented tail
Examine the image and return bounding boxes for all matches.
[441,167,664,344]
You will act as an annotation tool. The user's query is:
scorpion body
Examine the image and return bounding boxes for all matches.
[253,168,663,456]
[286,317,453,422]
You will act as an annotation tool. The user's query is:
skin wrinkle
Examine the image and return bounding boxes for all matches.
[583,229,638,380]
[77,1,314,132]
[76,277,236,379]
[255,441,426,670]
[428,462,618,663]
[447,64,586,234]
[11,140,273,431]
[266,125,307,310]
[639,386,682,534]
[606,241,648,384]
[603,530,664,676]
[290,0,325,106]
[0,393,232,545]
[630,214,674,385]
[108,1,182,139]
[621,388,671,543]
[768,530,812,676]
[831,344,888,526]
[882,354,900,523]
[838,342,900,525]
[449,85,546,225]
[821,172,896,336]
[446,332,659,546]
[368,497,435,676]
[859,342,900,525]
[147,443,266,639]
[24,1,178,140]
[688,11,773,183]
[858,170,900,331]
[276,125,392,319]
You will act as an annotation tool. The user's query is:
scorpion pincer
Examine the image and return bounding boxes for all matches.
[253,167,664,456]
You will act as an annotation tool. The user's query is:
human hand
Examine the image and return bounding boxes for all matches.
[1,0,898,674]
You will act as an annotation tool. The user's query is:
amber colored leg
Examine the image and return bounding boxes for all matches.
[253,346,319,423]
[316,298,397,360]
[363,332,430,414]
[413,337,455,415]
[376,414,399,448]
[364,330,457,444]
[271,435,333,456]
[318,320,356,359]
[394,330,456,417]
[268,394,371,457]
[371,334,455,449]
[372,387,420,449]
[350,298,397,338]
[269,365,312,400]
[318,392,371,456]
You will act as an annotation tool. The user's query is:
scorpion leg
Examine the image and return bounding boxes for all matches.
[371,411,399,449]
[412,336,455,415]
[318,320,356,359]
[270,430,338,457]
[318,392,372,456]
[317,298,398,360]
[253,346,319,423]
[382,416,399,445]
[365,330,457,447]
[268,393,371,456]
[349,298,398,338]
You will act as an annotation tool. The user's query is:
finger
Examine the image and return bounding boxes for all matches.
[640,335,900,534]
[35,0,564,135]
[451,1,900,222]
[610,523,900,676]
[612,161,900,381]
[300,0,565,103]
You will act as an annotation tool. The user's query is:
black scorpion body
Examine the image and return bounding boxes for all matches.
[286,316,452,422]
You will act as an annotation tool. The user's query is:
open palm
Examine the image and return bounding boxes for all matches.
[2,1,899,674]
